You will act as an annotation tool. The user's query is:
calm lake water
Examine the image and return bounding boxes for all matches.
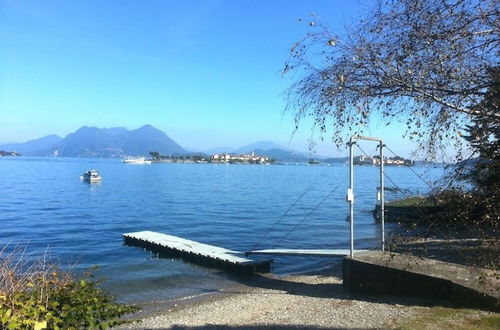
[0,157,445,303]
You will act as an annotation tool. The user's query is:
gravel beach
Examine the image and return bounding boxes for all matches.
[117,265,428,329]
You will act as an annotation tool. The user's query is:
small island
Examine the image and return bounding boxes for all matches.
[0,150,21,157]
[353,155,414,166]
[148,151,274,165]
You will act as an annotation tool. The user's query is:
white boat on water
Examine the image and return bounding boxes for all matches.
[81,169,102,183]
[122,157,152,164]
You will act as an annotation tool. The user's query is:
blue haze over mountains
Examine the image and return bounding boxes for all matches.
[0,125,347,162]
[1,125,184,158]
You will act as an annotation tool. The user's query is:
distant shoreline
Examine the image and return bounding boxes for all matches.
[0,155,447,166]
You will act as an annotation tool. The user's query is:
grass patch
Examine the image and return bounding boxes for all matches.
[395,307,500,330]
[471,314,500,329]
[387,196,435,207]
[375,196,440,224]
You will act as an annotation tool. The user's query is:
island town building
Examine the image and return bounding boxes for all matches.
[211,151,270,164]
[0,150,21,157]
[353,155,414,166]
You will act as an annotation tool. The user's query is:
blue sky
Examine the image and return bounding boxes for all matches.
[0,0,415,157]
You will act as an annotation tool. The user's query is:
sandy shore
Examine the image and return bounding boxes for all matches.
[117,264,429,329]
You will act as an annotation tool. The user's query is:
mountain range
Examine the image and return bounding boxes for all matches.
[0,134,63,155]
[0,125,185,158]
[0,125,346,162]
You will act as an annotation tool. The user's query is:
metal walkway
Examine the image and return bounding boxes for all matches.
[123,231,272,273]
[246,249,371,257]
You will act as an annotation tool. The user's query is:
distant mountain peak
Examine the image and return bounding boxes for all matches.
[138,124,156,130]
[75,125,99,132]
[0,134,63,155]
[1,125,186,158]
[235,141,289,154]
[44,134,62,139]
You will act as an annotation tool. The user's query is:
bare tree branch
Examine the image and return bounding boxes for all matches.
[284,0,500,158]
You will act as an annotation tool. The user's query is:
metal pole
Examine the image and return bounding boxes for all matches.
[379,142,385,251]
[349,137,354,258]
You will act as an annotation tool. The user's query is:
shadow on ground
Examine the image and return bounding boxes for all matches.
[230,269,462,310]
[130,261,480,323]
[168,325,362,330]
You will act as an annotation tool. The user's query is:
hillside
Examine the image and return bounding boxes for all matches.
[251,148,309,163]
[1,125,187,158]
[234,141,289,154]
[0,135,62,156]
[117,125,185,156]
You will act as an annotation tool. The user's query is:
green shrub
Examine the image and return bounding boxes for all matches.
[0,248,138,329]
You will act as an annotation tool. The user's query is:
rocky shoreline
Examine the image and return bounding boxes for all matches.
[114,196,499,329]
[114,239,499,329]
[116,262,428,329]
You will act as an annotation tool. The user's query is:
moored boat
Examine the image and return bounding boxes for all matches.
[122,157,152,164]
[81,169,102,183]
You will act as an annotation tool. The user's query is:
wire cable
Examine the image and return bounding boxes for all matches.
[270,183,341,248]
[384,145,435,189]
[355,144,448,238]
[251,165,332,250]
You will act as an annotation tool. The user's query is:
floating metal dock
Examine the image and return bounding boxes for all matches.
[247,249,370,257]
[123,231,272,274]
